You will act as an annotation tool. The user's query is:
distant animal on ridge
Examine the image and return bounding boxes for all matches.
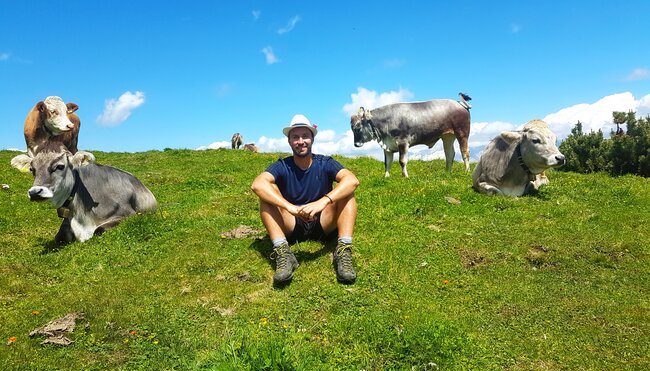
[472,119,565,196]
[11,142,157,243]
[350,93,472,177]
[243,143,259,152]
[22,96,81,157]
[231,133,243,149]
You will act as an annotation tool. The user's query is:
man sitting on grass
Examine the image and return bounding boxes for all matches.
[251,114,360,285]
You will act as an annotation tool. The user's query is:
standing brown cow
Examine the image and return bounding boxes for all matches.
[23,96,80,156]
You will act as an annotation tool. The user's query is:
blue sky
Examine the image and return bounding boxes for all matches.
[1,1,649,161]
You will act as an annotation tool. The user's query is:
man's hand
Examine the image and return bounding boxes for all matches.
[296,198,330,221]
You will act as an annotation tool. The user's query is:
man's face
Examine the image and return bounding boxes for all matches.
[288,127,313,157]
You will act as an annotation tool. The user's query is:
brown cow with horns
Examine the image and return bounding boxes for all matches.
[22,96,81,156]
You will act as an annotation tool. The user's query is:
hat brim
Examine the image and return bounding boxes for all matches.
[283,123,318,137]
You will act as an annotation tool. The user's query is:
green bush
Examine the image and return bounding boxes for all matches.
[559,112,650,177]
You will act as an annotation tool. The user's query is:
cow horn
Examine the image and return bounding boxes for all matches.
[358,107,372,120]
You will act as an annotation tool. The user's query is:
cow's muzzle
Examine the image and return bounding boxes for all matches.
[555,154,566,166]
[28,187,53,201]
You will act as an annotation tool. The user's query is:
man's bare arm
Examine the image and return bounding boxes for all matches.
[251,171,299,215]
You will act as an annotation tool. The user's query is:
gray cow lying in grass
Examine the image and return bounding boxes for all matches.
[11,142,157,243]
[472,119,566,196]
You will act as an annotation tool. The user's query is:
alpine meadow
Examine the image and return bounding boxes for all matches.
[1,148,649,370]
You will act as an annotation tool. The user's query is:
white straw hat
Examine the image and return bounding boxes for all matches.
[282,114,318,137]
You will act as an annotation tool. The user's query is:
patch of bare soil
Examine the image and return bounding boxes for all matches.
[220,225,263,239]
[30,312,84,346]
[459,248,489,268]
[526,245,559,269]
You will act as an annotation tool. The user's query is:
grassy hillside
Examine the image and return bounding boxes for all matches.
[1,148,649,370]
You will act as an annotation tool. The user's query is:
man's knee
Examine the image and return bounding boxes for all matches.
[259,201,295,235]
[337,193,357,213]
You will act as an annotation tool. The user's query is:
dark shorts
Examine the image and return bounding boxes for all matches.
[287,213,337,244]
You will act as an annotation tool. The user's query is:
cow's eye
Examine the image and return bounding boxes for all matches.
[29,167,35,175]
[532,139,541,144]
[56,164,65,171]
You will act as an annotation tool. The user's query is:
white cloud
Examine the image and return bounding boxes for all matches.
[0,52,9,61]
[542,92,643,139]
[252,10,261,20]
[196,141,230,151]
[96,91,145,126]
[315,129,337,141]
[342,87,414,116]
[637,94,650,117]
[261,46,279,64]
[626,68,650,81]
[469,121,518,147]
[277,15,301,34]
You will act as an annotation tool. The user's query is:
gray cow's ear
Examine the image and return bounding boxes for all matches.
[11,154,33,173]
[70,151,96,168]
[500,131,522,144]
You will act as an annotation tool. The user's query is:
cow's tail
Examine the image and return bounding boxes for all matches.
[458,92,472,110]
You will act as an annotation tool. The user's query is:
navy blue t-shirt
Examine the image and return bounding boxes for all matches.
[265,154,344,205]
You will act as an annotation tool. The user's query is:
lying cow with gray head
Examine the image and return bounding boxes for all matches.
[11,142,157,243]
[472,119,565,196]
[351,93,472,177]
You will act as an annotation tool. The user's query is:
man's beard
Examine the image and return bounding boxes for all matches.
[292,145,312,157]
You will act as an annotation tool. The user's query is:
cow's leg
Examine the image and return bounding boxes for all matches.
[527,175,548,194]
[55,218,75,244]
[442,133,456,172]
[523,180,541,195]
[94,216,126,236]
[476,182,503,195]
[398,143,409,177]
[383,150,393,177]
[456,135,471,172]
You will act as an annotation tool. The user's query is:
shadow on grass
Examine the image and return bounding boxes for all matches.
[38,238,66,254]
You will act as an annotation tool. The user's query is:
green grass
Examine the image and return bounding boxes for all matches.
[1,148,649,370]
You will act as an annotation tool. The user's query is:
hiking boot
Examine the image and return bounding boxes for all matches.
[333,242,356,284]
[271,243,299,284]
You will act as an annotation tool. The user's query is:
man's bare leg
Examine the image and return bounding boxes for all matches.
[259,200,299,284]
[321,194,357,283]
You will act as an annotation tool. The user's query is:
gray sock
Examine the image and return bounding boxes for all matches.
[338,236,352,245]
[272,237,288,248]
